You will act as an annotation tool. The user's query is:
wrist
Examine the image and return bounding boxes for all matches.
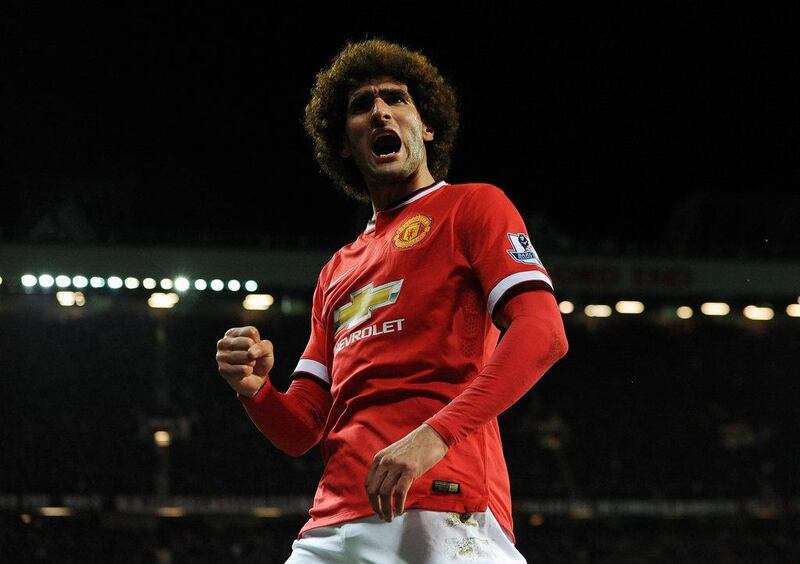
[421,423,449,451]
[237,377,269,400]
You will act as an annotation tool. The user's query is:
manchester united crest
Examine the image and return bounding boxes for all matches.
[393,215,432,249]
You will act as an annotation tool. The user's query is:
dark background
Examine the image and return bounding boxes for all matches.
[2,3,800,563]
[3,2,799,256]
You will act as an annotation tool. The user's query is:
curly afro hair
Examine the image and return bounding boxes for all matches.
[304,39,459,202]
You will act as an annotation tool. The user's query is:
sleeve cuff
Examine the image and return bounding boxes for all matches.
[237,377,272,404]
[424,416,459,448]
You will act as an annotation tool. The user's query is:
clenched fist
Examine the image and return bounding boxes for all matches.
[216,326,274,397]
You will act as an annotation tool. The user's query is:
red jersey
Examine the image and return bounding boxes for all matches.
[292,181,553,541]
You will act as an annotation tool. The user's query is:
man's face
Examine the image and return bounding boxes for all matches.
[340,77,434,186]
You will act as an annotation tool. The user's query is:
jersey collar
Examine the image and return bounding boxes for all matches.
[364,180,447,234]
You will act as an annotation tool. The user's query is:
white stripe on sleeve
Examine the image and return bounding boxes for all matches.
[486,271,554,316]
[293,359,330,385]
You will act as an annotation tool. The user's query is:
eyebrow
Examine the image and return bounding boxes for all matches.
[348,87,410,109]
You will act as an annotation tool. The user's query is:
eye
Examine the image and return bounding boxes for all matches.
[387,94,408,105]
[348,94,373,114]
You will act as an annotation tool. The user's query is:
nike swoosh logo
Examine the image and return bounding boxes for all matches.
[327,268,354,291]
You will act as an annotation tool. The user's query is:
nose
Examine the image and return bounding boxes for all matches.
[370,96,392,125]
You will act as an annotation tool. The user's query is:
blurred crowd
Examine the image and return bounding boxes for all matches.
[3,514,798,563]
[2,303,798,561]
[3,181,800,258]
[2,310,797,499]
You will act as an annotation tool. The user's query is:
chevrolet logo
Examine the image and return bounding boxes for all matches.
[333,279,403,334]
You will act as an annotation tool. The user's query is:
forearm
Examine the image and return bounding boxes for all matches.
[425,290,568,447]
[239,375,332,457]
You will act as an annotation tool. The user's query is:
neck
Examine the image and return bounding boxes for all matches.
[367,167,436,213]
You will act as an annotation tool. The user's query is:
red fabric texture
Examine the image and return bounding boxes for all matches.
[237,183,568,543]
[240,377,332,457]
[239,287,567,463]
[424,288,568,447]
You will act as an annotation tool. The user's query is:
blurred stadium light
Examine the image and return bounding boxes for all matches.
[148,293,179,309]
[153,431,172,448]
[701,302,730,316]
[56,291,85,307]
[38,274,54,288]
[585,304,612,317]
[743,305,774,321]
[243,294,274,311]
[615,301,645,314]
[38,507,72,517]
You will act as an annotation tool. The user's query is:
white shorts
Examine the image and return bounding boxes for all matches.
[285,507,527,563]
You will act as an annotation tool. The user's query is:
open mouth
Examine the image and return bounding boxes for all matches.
[371,132,401,157]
